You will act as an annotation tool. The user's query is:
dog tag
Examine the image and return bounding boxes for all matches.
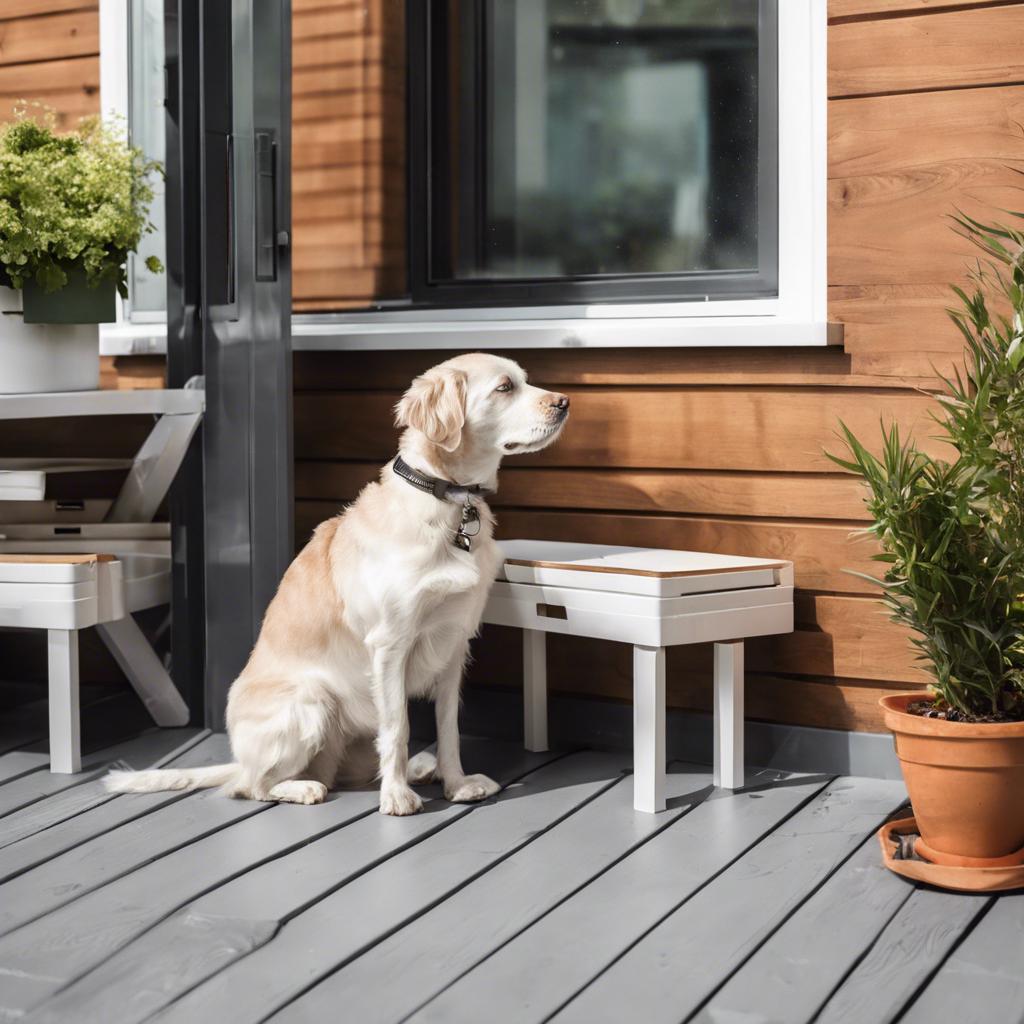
[453,499,480,551]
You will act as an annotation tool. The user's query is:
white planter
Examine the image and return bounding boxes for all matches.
[0,286,100,394]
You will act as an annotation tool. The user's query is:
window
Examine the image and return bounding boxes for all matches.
[99,0,828,352]
[126,0,167,319]
[409,0,778,307]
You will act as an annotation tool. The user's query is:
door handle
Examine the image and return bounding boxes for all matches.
[255,131,277,281]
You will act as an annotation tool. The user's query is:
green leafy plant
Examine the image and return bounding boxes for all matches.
[829,213,1024,722]
[0,107,162,296]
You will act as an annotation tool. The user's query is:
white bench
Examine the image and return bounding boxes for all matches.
[483,541,795,812]
[0,553,188,773]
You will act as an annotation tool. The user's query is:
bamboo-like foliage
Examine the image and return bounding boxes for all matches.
[829,214,1024,720]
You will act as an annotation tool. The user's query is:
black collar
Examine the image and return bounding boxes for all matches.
[392,455,495,503]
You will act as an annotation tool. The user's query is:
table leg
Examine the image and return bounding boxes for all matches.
[97,616,190,727]
[47,629,81,774]
[523,629,548,752]
[633,644,666,813]
[714,640,745,789]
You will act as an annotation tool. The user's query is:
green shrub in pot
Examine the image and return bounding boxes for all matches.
[830,211,1024,863]
[0,107,163,323]
[831,213,1024,722]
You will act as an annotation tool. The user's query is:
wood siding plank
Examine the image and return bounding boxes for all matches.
[830,0,1015,18]
[292,349,938,391]
[0,1,97,18]
[469,590,925,687]
[295,500,880,595]
[829,5,1024,97]
[0,9,98,66]
[294,462,873,521]
[293,389,944,472]
[467,630,921,733]
[829,83,1024,286]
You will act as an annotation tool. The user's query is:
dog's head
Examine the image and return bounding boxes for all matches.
[394,353,569,457]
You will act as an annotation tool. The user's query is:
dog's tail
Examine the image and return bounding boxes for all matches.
[103,763,239,794]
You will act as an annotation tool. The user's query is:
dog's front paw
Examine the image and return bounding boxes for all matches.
[379,784,423,816]
[444,773,501,803]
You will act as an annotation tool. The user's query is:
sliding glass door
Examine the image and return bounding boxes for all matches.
[165,0,293,727]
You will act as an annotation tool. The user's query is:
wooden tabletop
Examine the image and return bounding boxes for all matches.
[0,553,115,564]
[499,540,789,579]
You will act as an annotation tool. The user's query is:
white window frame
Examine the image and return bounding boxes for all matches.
[99,0,832,355]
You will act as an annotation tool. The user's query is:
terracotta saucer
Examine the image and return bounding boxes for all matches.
[879,816,1024,893]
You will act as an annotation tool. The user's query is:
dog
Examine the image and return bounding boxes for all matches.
[105,353,569,815]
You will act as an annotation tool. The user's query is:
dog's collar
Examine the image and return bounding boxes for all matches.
[392,455,494,504]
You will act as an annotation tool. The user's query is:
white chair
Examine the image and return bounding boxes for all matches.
[484,541,795,812]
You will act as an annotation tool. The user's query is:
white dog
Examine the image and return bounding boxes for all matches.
[106,353,569,815]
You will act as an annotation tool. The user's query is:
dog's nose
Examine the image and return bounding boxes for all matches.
[551,394,570,414]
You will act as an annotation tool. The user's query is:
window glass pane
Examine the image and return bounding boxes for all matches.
[433,0,763,285]
[128,0,167,315]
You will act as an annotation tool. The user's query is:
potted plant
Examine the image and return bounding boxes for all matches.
[0,108,162,393]
[831,212,1024,865]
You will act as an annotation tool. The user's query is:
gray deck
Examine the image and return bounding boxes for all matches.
[0,717,1020,1024]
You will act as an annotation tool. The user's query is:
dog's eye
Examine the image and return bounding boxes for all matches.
[494,381,513,393]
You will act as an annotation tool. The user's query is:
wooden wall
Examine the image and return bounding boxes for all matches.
[0,0,405,312]
[7,2,1024,735]
[293,1,1024,734]
[0,1,99,128]
[291,0,406,310]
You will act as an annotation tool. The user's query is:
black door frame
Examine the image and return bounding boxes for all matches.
[164,0,293,729]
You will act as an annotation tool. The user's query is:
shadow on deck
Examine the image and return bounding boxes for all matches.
[0,705,1019,1024]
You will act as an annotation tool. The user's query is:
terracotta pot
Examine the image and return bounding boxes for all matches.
[881,693,1024,860]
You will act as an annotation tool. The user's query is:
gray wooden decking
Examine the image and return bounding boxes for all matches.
[0,716,1021,1024]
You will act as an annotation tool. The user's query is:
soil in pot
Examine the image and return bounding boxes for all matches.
[881,692,1024,861]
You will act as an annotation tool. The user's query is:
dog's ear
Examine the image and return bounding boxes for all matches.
[394,367,468,452]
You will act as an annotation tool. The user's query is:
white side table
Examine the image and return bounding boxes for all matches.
[483,541,795,812]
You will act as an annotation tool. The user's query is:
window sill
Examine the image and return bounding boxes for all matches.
[101,317,841,355]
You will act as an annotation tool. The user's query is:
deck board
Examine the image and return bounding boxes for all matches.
[144,750,616,1024]
[0,725,1013,1024]
[401,770,835,1024]
[0,733,226,884]
[411,776,902,1024]
[900,894,1024,1024]
[817,889,994,1024]
[0,727,203,820]
[687,829,914,1023]
[271,763,716,1024]
[6,739,552,1022]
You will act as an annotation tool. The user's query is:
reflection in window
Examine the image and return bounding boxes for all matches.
[128,0,167,316]
[420,0,772,303]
